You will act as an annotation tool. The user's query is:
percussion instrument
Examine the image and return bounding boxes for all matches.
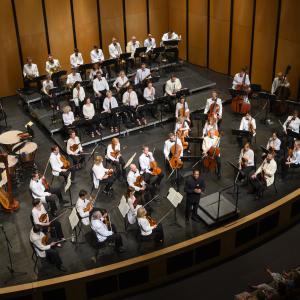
[0,130,22,152]
[12,142,38,163]
[0,155,18,175]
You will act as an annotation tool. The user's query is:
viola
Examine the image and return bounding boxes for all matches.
[42,235,49,246]
[150,161,162,176]
[40,175,50,190]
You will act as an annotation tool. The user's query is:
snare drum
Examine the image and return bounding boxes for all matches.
[0,155,18,175]
[12,142,38,163]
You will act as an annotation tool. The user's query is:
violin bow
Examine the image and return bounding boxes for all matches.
[156,209,173,225]
[49,208,69,224]
[143,195,159,207]
[42,158,50,177]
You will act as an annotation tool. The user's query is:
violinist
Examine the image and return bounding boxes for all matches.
[31,198,65,240]
[49,145,75,182]
[30,225,66,272]
[249,152,277,200]
[281,142,300,180]
[283,110,300,148]
[30,172,67,215]
[175,96,190,122]
[125,187,142,229]
[137,207,164,245]
[139,146,164,188]
[238,112,256,148]
[76,189,93,226]
[66,130,84,168]
[127,163,146,192]
[202,129,221,178]
[92,156,115,195]
[202,116,218,137]
[204,91,223,126]
[184,169,205,224]
[90,209,125,253]
[265,132,281,158]
[106,138,126,181]
[238,142,255,183]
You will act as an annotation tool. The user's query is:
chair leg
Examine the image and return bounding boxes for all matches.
[33,257,38,274]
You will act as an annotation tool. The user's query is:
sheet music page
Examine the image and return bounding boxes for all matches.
[118,196,130,218]
[167,187,183,208]
[64,173,72,193]
[69,207,79,230]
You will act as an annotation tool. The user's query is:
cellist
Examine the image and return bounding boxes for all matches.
[204,91,223,126]
[202,115,218,137]
[163,132,183,171]
[175,116,190,152]
[175,96,190,122]
[202,129,221,178]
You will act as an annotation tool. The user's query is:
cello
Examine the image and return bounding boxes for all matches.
[203,132,223,171]
[169,138,183,169]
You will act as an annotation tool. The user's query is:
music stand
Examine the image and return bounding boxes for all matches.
[260,145,270,155]
[226,161,242,196]
[192,112,208,136]
[231,129,251,138]
[229,88,248,98]
[259,92,276,124]
[155,96,168,127]
[134,47,147,57]
[176,88,190,98]
[69,207,85,246]
[120,53,131,60]
[152,46,165,55]
[165,187,183,228]
[163,40,179,47]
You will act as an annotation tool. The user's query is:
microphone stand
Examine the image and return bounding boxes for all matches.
[1,225,27,284]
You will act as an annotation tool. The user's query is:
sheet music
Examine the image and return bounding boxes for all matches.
[118,196,130,218]
[25,121,34,127]
[167,187,183,208]
[69,207,79,230]
[64,173,72,193]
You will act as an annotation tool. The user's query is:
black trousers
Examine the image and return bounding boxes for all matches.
[249,175,266,196]
[69,154,85,166]
[143,172,164,187]
[140,223,164,244]
[45,195,58,214]
[99,175,116,191]
[106,224,123,250]
[46,187,64,203]
[59,168,75,181]
[237,134,253,148]
[46,248,62,268]
[48,220,64,240]
[281,161,300,178]
[85,118,97,134]
[238,166,255,181]
[185,196,200,220]
[108,157,126,179]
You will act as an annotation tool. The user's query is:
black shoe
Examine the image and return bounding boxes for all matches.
[191,216,201,223]
[58,265,67,272]
[192,214,201,221]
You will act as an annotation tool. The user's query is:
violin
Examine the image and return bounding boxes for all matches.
[134,175,144,188]
[146,215,157,227]
[42,235,49,246]
[39,174,50,190]
[150,161,162,176]
[110,150,120,159]
[249,118,256,135]
[169,142,183,169]
[105,169,114,176]
[39,213,48,223]
[83,197,95,213]
[70,143,80,152]
[60,154,71,169]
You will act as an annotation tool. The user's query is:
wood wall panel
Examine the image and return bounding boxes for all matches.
[230,0,254,76]
[149,0,169,42]
[251,0,278,91]
[100,0,124,58]
[45,0,74,71]
[276,0,300,98]
[0,0,22,97]
[168,0,186,60]
[73,0,99,63]
[209,0,231,73]
[189,0,207,66]
[125,0,147,45]
[15,0,48,74]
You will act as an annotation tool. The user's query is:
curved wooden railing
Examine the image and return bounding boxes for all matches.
[1,188,300,300]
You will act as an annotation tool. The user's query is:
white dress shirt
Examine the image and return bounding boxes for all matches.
[93,77,109,93]
[70,52,84,68]
[255,159,277,186]
[239,148,255,167]
[139,152,155,174]
[126,41,141,57]
[45,59,60,74]
[32,205,48,226]
[103,97,118,112]
[162,32,179,41]
[66,73,82,86]
[164,138,183,159]
[42,80,54,95]
[202,122,218,137]
[135,68,151,85]
[83,103,95,120]
[271,77,290,94]
[62,111,74,126]
[127,169,145,192]
[232,73,250,89]
[204,98,223,118]
[108,42,122,58]
[202,136,220,154]
[49,152,64,176]
[283,116,300,133]
[30,228,51,258]
[67,136,82,155]
[175,120,190,133]
[76,197,90,225]
[165,78,182,96]
[113,76,129,88]
[89,68,103,81]
[144,38,156,52]
[138,217,153,236]
[92,163,109,188]
[175,102,189,118]
[29,178,50,203]
[143,86,155,102]
[23,63,39,78]
[127,196,141,225]
[91,219,113,242]
[122,91,139,107]
[290,149,300,165]
[267,138,281,151]
[106,143,121,161]
[72,86,85,106]
[90,48,104,63]
[239,117,256,134]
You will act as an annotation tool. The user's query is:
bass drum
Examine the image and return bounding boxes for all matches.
[12,142,38,163]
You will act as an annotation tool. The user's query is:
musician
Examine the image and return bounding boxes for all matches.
[161,30,180,62]
[202,116,218,137]
[137,207,164,245]
[175,116,190,136]
[70,48,84,68]
[204,91,223,126]
[66,130,84,168]
[83,98,101,138]
[249,152,277,200]
[113,70,129,93]
[109,37,123,59]
[127,163,146,192]
[30,224,66,272]
[62,105,75,137]
[106,138,126,180]
[125,187,141,228]
[42,75,57,109]
[162,30,179,42]
[134,63,151,86]
[271,72,290,95]
[66,68,82,88]
[92,156,115,195]
[202,129,221,178]
[232,68,250,90]
[126,36,141,58]
[31,198,64,240]
[123,85,146,125]
[23,57,39,87]
[238,142,255,182]
[143,81,157,117]
[175,96,190,121]
[89,63,103,81]
[45,54,60,75]
[164,132,183,161]
[184,169,205,224]
[144,33,156,53]
[71,81,85,117]
[238,112,256,147]
[90,209,125,253]
[283,110,300,134]
[76,189,93,226]
[139,146,164,187]
[281,142,300,180]
[49,145,75,181]
[102,90,119,133]
[266,132,281,157]
[90,45,104,63]
[93,71,109,109]
[30,172,67,215]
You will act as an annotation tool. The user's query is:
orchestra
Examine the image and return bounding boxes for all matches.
[108,37,122,59]
[66,68,82,88]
